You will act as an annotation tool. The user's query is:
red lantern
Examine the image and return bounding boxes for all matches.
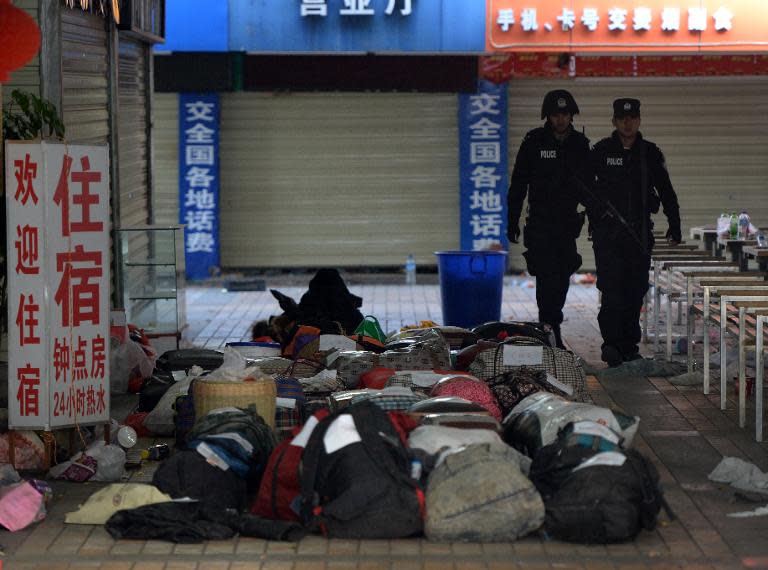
[0,0,42,83]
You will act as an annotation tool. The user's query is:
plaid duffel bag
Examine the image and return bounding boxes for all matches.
[468,337,587,403]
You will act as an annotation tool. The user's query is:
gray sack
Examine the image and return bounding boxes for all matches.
[425,443,544,543]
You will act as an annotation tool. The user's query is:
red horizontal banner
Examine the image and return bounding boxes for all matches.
[480,54,768,82]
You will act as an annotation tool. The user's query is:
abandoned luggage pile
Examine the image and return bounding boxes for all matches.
[91,273,669,545]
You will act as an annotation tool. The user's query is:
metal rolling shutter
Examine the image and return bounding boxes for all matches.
[60,8,116,301]
[508,77,768,271]
[219,92,459,268]
[61,8,109,144]
[117,37,150,228]
[152,92,179,225]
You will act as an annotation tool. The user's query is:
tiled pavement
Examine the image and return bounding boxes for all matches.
[5,274,768,570]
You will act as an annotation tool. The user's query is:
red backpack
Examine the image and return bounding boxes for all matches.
[251,409,329,521]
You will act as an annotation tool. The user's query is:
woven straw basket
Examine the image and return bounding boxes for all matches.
[193,377,277,427]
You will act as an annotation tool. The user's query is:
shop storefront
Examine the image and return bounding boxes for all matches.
[486,0,768,269]
[153,0,486,271]
[4,0,165,293]
[155,0,768,273]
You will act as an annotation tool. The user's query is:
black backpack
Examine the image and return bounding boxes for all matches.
[472,321,555,347]
[138,369,176,413]
[156,348,224,373]
[530,436,673,543]
[299,401,424,538]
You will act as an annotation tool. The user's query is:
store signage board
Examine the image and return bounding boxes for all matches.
[226,0,485,52]
[487,0,768,53]
[5,142,111,430]
[158,0,228,52]
[458,80,509,252]
[179,94,220,281]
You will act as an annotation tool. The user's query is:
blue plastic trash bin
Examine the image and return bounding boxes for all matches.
[435,250,508,329]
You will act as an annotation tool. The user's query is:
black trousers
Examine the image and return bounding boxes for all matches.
[534,273,571,328]
[593,227,651,357]
[523,221,582,330]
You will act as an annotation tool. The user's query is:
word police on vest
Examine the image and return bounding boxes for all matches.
[541,150,557,159]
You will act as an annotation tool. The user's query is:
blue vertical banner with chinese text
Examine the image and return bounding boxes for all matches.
[179,93,220,280]
[459,80,508,251]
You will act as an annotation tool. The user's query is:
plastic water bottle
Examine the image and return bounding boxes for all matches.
[729,212,739,239]
[405,254,416,285]
[757,232,767,248]
[738,211,750,240]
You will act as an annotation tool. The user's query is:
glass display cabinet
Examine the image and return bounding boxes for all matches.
[117,226,186,351]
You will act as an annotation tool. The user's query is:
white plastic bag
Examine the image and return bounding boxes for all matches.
[109,339,155,393]
[504,392,640,456]
[87,442,126,482]
[143,375,194,436]
[709,456,768,495]
[716,213,731,237]
[205,347,267,382]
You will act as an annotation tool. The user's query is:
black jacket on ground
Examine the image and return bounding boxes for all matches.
[508,123,593,230]
[590,131,681,247]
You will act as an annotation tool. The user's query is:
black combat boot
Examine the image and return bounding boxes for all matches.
[552,325,566,350]
[601,344,623,367]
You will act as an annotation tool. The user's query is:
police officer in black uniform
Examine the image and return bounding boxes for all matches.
[590,98,682,366]
[507,89,593,349]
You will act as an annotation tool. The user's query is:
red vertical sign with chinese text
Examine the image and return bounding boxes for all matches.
[5,142,110,429]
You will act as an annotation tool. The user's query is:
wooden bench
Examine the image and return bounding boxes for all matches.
[644,251,725,343]
[645,253,722,344]
[652,244,700,253]
[689,226,719,256]
[732,300,768,436]
[689,289,768,441]
[717,236,758,271]
[648,256,736,354]
[682,274,768,369]
[690,288,768,404]
[756,311,768,441]
[742,246,768,272]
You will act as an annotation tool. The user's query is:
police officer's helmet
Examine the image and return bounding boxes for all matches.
[540,89,579,120]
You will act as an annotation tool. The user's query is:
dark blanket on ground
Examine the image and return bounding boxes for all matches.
[106,502,238,543]
[105,502,306,543]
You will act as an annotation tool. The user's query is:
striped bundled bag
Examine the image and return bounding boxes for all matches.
[273,375,307,441]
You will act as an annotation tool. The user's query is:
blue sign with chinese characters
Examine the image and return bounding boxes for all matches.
[458,80,509,251]
[228,0,484,53]
[179,94,220,280]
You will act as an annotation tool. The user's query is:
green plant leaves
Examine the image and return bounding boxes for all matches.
[2,89,66,140]
[1,89,65,335]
